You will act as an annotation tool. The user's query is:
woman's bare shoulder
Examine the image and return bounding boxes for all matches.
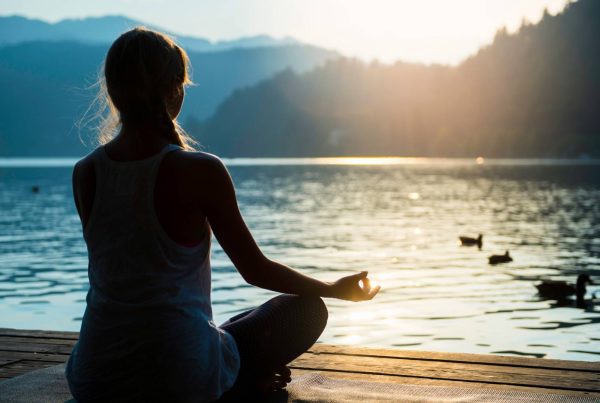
[163,150,234,207]
[167,149,232,185]
[174,150,222,164]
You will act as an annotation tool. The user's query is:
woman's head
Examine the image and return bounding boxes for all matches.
[95,27,196,149]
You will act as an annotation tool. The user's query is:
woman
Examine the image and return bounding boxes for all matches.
[66,27,379,402]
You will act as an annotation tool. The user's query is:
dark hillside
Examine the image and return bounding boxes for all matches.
[195,0,600,157]
[0,41,336,156]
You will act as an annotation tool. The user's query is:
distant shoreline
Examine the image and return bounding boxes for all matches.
[1,157,600,168]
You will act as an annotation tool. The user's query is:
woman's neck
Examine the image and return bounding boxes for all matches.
[106,126,171,160]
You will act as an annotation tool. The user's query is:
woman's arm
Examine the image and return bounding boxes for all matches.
[199,155,379,302]
[71,157,96,229]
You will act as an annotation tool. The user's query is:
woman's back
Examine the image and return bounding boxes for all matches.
[66,26,377,402]
[74,139,209,247]
[65,143,240,402]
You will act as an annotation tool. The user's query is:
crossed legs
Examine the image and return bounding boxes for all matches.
[217,294,328,399]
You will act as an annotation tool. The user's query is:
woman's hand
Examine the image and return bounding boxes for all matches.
[328,271,380,301]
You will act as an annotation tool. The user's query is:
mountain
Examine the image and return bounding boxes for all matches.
[0,22,337,156]
[193,0,600,158]
[0,15,298,52]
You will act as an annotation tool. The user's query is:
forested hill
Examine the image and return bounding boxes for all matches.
[0,42,336,156]
[194,0,600,158]
[0,15,338,156]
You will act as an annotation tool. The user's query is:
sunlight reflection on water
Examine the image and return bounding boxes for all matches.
[0,159,599,361]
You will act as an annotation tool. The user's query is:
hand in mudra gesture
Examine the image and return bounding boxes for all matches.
[330,271,380,301]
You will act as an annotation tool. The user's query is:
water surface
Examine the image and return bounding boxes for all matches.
[1,158,599,361]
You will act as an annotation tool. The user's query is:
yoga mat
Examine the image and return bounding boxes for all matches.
[1,364,598,403]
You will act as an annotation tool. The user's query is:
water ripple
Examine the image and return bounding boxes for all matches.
[0,162,599,360]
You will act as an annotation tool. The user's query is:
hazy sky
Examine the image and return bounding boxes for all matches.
[0,0,571,64]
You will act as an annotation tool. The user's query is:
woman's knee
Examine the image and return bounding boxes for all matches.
[307,296,328,331]
[284,294,328,330]
[268,294,328,331]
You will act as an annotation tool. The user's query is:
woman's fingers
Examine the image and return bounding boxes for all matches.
[349,271,368,281]
[361,277,371,292]
[334,271,380,301]
[367,285,381,300]
[354,284,379,301]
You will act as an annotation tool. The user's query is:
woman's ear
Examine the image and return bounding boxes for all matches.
[167,85,184,119]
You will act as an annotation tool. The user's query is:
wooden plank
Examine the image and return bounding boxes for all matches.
[1,327,599,399]
[0,328,78,340]
[293,352,600,392]
[0,360,58,379]
[309,344,600,372]
[4,363,595,400]
[0,336,77,347]
[0,360,57,373]
[2,328,596,371]
[0,341,73,355]
[291,351,600,393]
[0,351,69,364]
[298,352,600,390]
[290,368,600,399]
[0,358,20,366]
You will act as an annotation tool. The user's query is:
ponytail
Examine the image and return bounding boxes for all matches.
[155,100,183,148]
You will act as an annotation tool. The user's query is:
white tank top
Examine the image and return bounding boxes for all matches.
[65,144,240,402]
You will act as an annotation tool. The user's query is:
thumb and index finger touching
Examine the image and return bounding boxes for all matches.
[352,270,381,300]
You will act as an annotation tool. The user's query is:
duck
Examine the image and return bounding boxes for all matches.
[459,234,482,248]
[488,250,512,265]
[535,274,594,304]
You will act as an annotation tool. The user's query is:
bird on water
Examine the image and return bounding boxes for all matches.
[535,274,594,305]
[459,234,482,248]
[488,250,512,265]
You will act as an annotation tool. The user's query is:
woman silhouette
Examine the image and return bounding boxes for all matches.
[65,27,379,402]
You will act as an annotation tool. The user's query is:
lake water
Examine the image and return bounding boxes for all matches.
[1,158,599,361]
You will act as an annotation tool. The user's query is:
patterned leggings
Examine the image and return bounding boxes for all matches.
[217,294,328,399]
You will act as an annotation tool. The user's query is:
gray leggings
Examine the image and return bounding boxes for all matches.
[218,294,328,398]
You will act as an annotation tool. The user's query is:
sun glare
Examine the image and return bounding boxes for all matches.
[313,157,427,165]
[0,0,571,65]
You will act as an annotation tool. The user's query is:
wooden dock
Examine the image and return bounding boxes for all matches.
[1,328,599,400]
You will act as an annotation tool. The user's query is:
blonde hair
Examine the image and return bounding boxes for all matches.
[88,27,197,150]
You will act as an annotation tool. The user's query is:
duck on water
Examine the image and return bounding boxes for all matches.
[488,250,512,265]
[459,234,482,249]
[536,274,594,307]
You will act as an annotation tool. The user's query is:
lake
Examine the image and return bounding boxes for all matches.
[1,157,599,361]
